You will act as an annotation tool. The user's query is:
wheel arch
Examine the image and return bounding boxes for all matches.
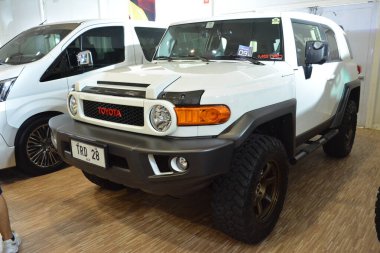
[219,99,296,158]
[14,111,63,153]
[331,79,361,128]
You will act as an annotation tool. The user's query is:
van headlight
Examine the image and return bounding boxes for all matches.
[150,105,171,132]
[68,95,78,116]
[0,77,17,102]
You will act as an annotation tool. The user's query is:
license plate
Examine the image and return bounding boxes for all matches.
[71,140,106,168]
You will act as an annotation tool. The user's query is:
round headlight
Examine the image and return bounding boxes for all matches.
[68,95,78,116]
[150,105,171,132]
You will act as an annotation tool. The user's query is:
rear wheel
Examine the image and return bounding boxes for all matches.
[323,100,357,158]
[16,115,65,176]
[82,171,125,191]
[212,134,288,243]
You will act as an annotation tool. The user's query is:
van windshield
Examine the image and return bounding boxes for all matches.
[0,23,79,65]
[154,18,283,62]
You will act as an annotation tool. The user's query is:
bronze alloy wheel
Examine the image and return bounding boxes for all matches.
[253,160,280,222]
[26,123,61,168]
[212,134,288,243]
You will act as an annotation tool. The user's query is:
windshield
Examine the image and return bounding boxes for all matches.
[154,18,283,62]
[0,23,79,65]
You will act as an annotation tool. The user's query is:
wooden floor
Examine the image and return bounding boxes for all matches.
[1,128,379,253]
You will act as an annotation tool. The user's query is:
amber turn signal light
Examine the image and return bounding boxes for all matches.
[175,105,230,126]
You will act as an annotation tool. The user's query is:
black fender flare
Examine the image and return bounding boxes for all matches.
[218,99,296,157]
[331,79,361,128]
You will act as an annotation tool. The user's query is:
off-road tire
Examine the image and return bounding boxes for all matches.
[82,171,125,191]
[376,188,380,241]
[212,134,288,244]
[323,100,357,158]
[16,114,65,176]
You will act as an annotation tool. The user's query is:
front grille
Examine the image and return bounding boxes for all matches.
[83,100,144,126]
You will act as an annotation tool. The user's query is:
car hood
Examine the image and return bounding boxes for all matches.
[0,64,25,81]
[78,61,290,99]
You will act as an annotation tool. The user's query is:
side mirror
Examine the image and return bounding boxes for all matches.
[76,50,93,67]
[304,41,328,79]
[305,41,328,65]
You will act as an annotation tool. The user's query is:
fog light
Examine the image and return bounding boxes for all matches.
[68,95,78,116]
[170,157,188,172]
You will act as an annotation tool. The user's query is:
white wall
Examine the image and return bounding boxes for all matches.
[42,0,100,23]
[156,0,212,25]
[0,0,42,45]
[98,0,129,20]
[213,0,375,14]
[369,3,380,129]
[43,0,129,22]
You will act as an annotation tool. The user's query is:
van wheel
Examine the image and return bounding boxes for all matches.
[212,134,288,243]
[323,100,357,158]
[82,171,125,190]
[16,115,65,176]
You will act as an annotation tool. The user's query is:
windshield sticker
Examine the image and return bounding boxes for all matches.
[206,22,214,29]
[237,45,253,57]
[272,18,281,25]
[257,53,283,60]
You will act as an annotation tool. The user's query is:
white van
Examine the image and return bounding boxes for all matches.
[0,19,165,175]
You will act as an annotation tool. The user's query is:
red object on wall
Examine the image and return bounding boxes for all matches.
[204,0,209,3]
[131,0,156,21]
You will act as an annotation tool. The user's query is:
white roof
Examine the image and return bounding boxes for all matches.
[169,11,339,29]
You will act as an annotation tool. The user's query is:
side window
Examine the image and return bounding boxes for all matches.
[40,50,70,82]
[40,26,125,82]
[292,22,322,66]
[80,26,125,68]
[322,26,340,62]
[135,27,166,61]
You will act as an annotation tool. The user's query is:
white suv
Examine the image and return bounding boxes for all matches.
[0,20,165,175]
[50,12,360,243]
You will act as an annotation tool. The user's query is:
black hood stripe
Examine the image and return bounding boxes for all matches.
[97,81,150,88]
[82,86,146,98]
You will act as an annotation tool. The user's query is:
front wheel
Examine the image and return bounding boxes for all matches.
[212,134,288,244]
[16,115,65,176]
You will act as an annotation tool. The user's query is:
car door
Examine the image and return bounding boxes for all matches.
[40,25,125,92]
[292,20,345,136]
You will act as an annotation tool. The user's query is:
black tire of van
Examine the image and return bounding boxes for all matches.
[323,100,357,158]
[212,134,288,243]
[16,114,66,176]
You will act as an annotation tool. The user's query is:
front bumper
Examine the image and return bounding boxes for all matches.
[49,115,234,195]
[0,103,15,169]
[0,134,15,169]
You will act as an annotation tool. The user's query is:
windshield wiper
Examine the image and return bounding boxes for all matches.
[175,55,210,62]
[188,55,210,62]
[154,56,173,62]
[228,55,264,65]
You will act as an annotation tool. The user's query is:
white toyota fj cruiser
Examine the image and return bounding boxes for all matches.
[49,12,360,243]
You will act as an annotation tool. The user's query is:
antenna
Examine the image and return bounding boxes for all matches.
[39,19,47,25]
